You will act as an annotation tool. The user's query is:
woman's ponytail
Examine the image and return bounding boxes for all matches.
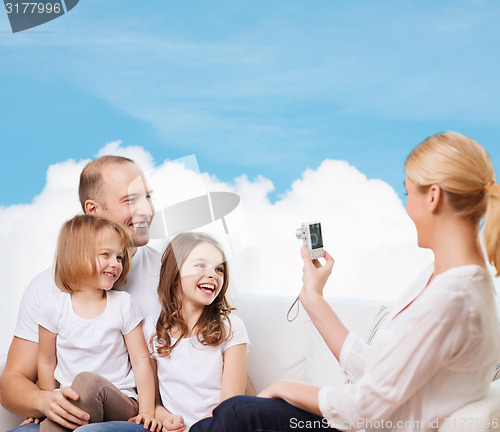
[483,181,500,276]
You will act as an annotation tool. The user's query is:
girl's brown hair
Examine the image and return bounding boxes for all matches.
[405,131,500,275]
[55,215,132,293]
[154,232,233,357]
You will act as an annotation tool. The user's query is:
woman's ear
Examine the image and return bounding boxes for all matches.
[428,185,442,213]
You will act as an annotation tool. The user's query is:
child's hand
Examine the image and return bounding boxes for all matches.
[162,413,185,432]
[19,418,41,426]
[129,413,163,431]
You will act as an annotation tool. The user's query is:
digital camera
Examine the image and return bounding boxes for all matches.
[296,222,324,259]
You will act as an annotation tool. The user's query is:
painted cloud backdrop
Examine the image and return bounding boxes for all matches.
[0,142,434,356]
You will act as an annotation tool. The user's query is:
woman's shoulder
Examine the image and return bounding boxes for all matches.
[432,265,493,296]
[422,265,495,320]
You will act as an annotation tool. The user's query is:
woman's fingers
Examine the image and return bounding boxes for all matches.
[301,245,334,270]
[323,249,334,264]
[300,245,315,267]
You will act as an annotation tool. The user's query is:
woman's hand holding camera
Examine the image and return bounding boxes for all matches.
[298,245,347,360]
[299,245,334,302]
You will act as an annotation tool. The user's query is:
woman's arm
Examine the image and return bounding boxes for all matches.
[258,380,322,416]
[124,324,159,429]
[37,326,58,391]
[298,246,348,361]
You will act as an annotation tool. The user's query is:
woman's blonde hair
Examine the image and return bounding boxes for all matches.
[153,232,233,357]
[55,215,132,293]
[405,131,500,274]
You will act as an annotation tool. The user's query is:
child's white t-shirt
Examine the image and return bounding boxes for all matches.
[144,314,249,427]
[38,290,143,399]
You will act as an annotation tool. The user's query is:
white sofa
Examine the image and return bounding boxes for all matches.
[1,293,499,431]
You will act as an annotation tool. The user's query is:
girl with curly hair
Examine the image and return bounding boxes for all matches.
[145,232,249,431]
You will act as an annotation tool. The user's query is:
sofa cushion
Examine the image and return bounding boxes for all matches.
[438,380,500,432]
[231,292,313,393]
[303,298,384,387]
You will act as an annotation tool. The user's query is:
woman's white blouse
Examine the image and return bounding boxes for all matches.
[319,264,499,431]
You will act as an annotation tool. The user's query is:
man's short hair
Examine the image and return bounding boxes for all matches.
[79,155,134,211]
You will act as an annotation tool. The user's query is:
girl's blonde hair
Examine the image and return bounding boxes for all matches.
[55,215,132,293]
[153,232,233,357]
[405,131,500,275]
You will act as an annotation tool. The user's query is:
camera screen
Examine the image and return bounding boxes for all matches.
[309,223,323,249]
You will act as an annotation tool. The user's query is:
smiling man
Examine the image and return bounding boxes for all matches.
[0,156,162,432]
[80,157,161,317]
[80,157,153,248]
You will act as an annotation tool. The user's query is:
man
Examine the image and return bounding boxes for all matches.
[0,156,161,431]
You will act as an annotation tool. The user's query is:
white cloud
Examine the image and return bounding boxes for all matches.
[96,140,155,173]
[226,160,434,300]
[0,142,436,357]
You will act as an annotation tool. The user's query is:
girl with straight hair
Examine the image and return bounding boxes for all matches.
[32,215,160,432]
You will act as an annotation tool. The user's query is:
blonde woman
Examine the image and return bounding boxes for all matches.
[191,132,500,432]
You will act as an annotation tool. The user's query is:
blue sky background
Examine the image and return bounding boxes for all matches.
[1,0,500,206]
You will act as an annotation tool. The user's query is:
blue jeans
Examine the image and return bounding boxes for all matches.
[8,425,39,432]
[8,422,145,432]
[190,396,336,432]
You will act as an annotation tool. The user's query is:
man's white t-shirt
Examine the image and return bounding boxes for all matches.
[38,290,142,398]
[14,245,161,343]
[114,245,161,318]
[144,314,249,428]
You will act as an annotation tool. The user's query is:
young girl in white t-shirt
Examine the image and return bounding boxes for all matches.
[145,232,249,431]
[34,215,161,432]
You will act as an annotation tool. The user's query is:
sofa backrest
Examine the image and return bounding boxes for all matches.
[231,292,384,393]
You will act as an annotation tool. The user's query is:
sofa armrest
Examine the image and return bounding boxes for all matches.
[439,381,500,432]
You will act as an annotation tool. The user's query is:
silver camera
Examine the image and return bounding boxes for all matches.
[296,221,324,259]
